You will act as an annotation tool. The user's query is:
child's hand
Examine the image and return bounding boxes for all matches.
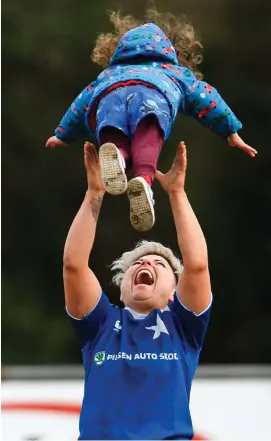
[46,136,68,149]
[228,133,257,158]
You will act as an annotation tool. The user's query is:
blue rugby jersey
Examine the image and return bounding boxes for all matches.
[68,292,211,440]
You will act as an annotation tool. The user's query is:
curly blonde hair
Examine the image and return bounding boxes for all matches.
[91,8,203,79]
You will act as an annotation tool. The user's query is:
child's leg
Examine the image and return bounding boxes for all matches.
[131,115,164,185]
[127,115,163,232]
[125,85,171,232]
[95,89,130,195]
[99,126,131,171]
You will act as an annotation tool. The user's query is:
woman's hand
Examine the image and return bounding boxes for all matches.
[84,142,105,195]
[155,141,187,195]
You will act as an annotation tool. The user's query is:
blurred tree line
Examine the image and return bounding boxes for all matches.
[2,0,271,364]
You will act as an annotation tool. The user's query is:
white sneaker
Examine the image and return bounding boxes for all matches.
[127,177,155,232]
[99,143,127,195]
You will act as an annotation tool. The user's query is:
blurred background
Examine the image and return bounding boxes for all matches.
[2,0,270,365]
[2,0,271,439]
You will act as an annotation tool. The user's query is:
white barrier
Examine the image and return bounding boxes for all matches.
[2,368,271,441]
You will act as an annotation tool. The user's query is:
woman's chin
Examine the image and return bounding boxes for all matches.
[131,284,154,301]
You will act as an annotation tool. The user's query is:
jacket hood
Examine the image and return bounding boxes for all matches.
[110,23,178,66]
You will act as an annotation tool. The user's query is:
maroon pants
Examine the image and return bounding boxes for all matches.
[99,115,164,184]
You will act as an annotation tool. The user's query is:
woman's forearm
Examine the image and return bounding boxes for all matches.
[63,189,104,269]
[169,190,208,270]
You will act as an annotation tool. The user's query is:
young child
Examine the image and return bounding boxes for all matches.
[46,9,257,232]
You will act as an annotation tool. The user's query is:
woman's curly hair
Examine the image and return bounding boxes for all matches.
[91,8,203,79]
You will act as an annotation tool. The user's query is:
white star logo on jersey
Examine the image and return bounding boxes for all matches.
[146,314,169,339]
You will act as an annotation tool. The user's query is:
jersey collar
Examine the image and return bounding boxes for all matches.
[124,306,170,320]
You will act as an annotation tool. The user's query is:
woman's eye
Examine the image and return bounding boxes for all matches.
[156,262,166,267]
[132,261,141,266]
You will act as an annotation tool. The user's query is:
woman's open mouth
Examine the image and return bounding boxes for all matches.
[134,269,154,286]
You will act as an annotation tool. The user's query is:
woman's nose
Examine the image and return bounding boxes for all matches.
[141,260,152,267]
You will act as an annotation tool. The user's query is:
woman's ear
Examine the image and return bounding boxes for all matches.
[120,281,124,302]
[169,285,176,303]
[169,293,174,303]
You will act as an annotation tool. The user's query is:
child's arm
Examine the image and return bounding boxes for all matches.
[180,72,257,157]
[46,82,96,148]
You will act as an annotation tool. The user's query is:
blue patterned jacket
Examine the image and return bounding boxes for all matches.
[55,23,242,143]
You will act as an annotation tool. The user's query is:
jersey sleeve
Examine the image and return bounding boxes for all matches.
[179,69,242,137]
[170,292,212,350]
[55,82,96,144]
[66,291,112,349]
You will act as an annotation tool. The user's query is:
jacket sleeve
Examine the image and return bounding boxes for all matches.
[179,70,242,137]
[54,82,96,144]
